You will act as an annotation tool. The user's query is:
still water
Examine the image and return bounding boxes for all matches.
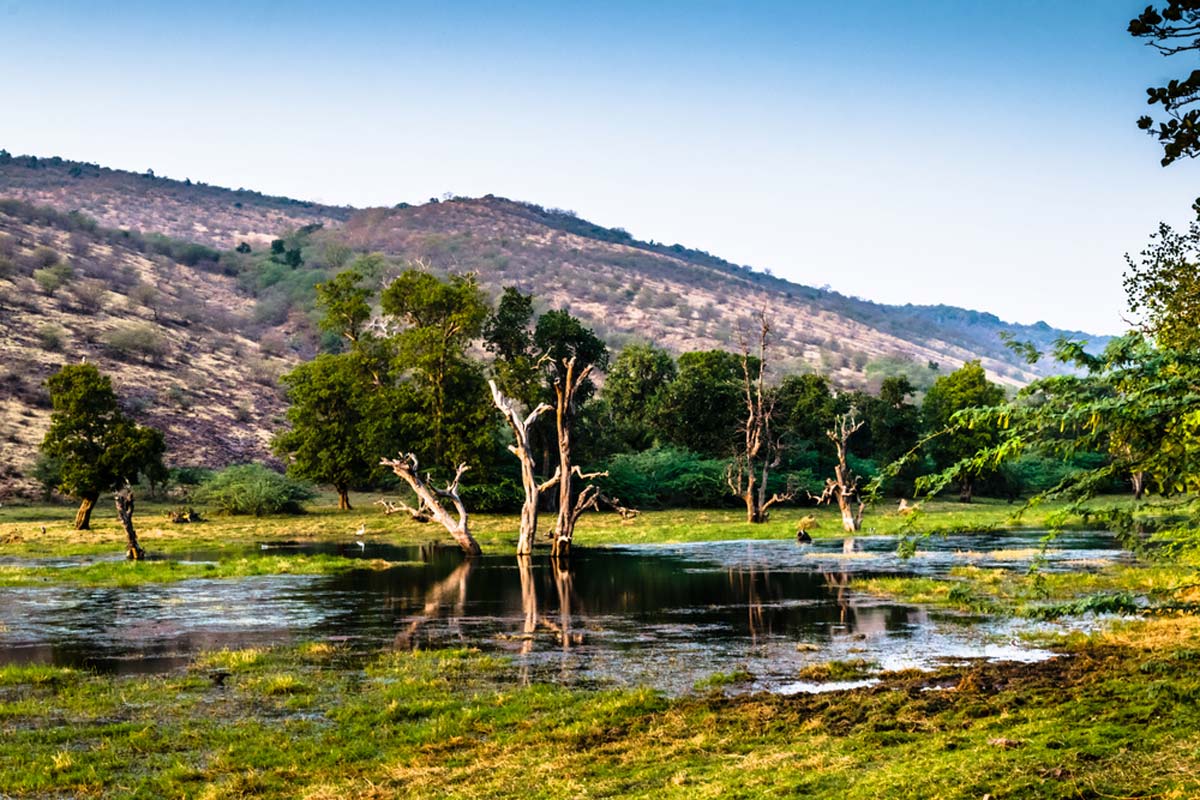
[0,532,1128,693]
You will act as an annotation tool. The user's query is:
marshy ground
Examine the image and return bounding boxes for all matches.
[2,495,1198,798]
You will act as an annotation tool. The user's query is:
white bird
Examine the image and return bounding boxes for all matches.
[356,541,366,551]
[355,522,366,538]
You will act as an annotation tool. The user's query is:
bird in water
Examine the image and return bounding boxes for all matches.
[355,521,366,551]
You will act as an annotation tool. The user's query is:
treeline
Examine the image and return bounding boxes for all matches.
[270,261,1101,514]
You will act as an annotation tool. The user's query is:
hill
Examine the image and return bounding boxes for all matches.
[0,201,293,500]
[0,152,1109,498]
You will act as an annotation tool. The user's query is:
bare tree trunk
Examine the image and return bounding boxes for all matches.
[813,411,866,533]
[115,489,144,560]
[958,476,974,504]
[74,492,99,531]
[1131,471,1145,500]
[726,312,794,523]
[549,357,605,557]
[336,484,352,511]
[489,380,555,555]
[380,454,481,556]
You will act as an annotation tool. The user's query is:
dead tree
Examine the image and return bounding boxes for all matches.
[811,410,866,532]
[114,488,145,560]
[488,379,557,555]
[374,497,432,523]
[726,312,796,523]
[549,356,607,557]
[380,454,481,556]
[598,492,640,520]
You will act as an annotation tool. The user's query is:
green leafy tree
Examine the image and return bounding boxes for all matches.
[40,363,166,529]
[604,343,677,451]
[1124,221,1200,351]
[273,353,387,510]
[921,361,1006,502]
[381,269,493,466]
[483,286,541,406]
[315,267,373,346]
[652,350,751,457]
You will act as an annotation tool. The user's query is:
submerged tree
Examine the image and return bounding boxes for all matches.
[40,363,166,530]
[489,379,556,555]
[381,453,481,556]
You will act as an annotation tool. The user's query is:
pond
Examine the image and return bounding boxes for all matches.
[0,531,1129,694]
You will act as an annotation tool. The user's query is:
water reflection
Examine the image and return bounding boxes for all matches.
[0,532,1128,692]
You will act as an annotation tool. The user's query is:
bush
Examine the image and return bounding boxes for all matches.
[193,464,315,516]
[36,324,65,352]
[595,446,733,508]
[103,323,168,363]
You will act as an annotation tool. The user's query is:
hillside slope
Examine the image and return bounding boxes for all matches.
[0,153,1109,498]
[0,202,294,500]
[0,153,350,249]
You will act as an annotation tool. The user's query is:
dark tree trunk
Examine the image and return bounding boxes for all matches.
[74,492,99,530]
[959,477,974,503]
[336,485,352,511]
[115,489,144,560]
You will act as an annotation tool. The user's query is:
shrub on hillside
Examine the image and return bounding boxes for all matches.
[103,323,168,363]
[193,464,315,516]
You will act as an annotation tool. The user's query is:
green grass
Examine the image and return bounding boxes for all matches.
[0,493,1120,561]
[3,623,1200,798]
[0,554,412,587]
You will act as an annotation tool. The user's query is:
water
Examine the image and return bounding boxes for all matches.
[0,532,1129,693]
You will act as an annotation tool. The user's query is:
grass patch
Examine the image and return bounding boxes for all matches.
[796,658,879,682]
[2,629,1200,797]
[0,554,407,587]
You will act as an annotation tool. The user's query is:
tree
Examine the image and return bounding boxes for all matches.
[652,350,750,457]
[315,268,373,346]
[534,310,609,556]
[489,380,555,554]
[604,343,677,451]
[921,361,1007,502]
[381,269,492,466]
[273,353,385,510]
[381,454,481,556]
[1130,2,1200,168]
[725,313,795,523]
[40,363,166,530]
[811,410,867,532]
[483,286,541,406]
[1124,221,1200,351]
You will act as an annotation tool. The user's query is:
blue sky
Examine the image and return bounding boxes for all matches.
[1,1,1195,334]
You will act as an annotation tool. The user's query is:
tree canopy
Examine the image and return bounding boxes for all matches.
[40,363,166,529]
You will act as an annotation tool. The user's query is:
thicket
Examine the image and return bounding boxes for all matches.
[192,464,316,516]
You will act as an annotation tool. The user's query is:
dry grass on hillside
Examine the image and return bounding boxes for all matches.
[0,212,295,500]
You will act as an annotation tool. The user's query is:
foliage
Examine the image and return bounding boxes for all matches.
[651,350,749,457]
[273,353,390,505]
[382,269,493,465]
[314,266,372,345]
[39,363,167,509]
[483,286,541,405]
[604,342,677,451]
[920,360,1006,500]
[1124,221,1200,350]
[596,446,736,508]
[1129,2,1200,167]
[192,464,316,516]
